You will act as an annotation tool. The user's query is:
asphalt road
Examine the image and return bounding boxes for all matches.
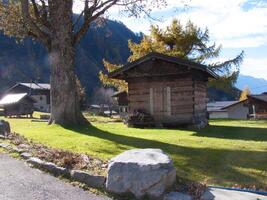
[0,153,110,200]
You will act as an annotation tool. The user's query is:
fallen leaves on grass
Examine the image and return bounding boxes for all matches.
[176,180,207,200]
[8,132,107,175]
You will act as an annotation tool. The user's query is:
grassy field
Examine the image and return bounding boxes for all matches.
[1,114,267,189]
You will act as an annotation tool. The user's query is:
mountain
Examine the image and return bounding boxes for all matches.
[0,20,142,96]
[207,87,241,101]
[1,19,259,101]
[236,74,267,94]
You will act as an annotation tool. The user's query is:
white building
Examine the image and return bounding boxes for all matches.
[4,83,50,113]
[207,100,249,119]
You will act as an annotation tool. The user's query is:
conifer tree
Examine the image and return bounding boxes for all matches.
[100,19,244,92]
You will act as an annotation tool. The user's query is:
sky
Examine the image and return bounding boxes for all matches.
[74,0,267,80]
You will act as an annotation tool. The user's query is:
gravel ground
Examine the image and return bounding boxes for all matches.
[0,153,110,200]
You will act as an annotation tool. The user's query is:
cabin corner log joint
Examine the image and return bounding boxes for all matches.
[109,52,218,128]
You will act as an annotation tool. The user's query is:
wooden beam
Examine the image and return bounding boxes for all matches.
[150,88,154,115]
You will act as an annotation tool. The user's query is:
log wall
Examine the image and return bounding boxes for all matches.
[192,80,208,127]
[128,76,197,125]
[125,60,209,127]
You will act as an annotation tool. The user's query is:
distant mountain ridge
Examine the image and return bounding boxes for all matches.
[0,19,142,96]
[236,74,267,94]
[0,18,265,101]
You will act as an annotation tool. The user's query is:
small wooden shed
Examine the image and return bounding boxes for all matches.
[0,93,35,117]
[109,52,217,128]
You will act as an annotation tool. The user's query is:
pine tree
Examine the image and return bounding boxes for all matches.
[100,19,244,92]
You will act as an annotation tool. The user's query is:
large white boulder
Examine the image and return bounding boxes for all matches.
[106,149,176,199]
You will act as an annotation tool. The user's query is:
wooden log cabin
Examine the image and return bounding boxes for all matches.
[109,52,218,128]
[4,83,50,112]
[0,93,35,117]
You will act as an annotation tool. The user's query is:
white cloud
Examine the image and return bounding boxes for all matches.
[86,0,267,49]
[209,55,267,80]
[73,0,267,37]
[91,0,267,49]
[219,35,267,48]
[72,0,267,80]
[170,0,267,48]
[73,0,83,13]
[240,57,267,79]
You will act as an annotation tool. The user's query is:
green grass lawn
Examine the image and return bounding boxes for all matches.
[1,115,267,189]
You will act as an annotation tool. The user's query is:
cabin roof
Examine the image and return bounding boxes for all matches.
[89,104,101,109]
[207,101,244,112]
[222,99,247,109]
[108,52,218,79]
[19,83,50,90]
[5,83,50,95]
[248,94,267,103]
[0,93,35,105]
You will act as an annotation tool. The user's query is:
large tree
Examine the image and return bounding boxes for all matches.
[0,0,166,125]
[100,19,244,91]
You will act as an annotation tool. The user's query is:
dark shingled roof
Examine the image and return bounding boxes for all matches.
[19,83,50,90]
[108,52,218,79]
[207,100,247,112]
[207,101,238,112]
[248,94,267,103]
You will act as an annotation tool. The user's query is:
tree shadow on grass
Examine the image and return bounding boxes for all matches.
[193,125,267,142]
[62,124,267,188]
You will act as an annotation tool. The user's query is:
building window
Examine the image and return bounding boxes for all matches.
[40,96,43,100]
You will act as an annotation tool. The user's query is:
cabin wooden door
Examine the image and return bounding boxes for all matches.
[149,86,171,120]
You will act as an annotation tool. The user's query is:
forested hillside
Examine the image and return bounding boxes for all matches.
[0,19,246,101]
[0,20,141,96]
[236,74,267,94]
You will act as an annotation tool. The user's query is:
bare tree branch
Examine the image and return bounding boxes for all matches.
[20,0,50,46]
[72,0,167,45]
[30,0,49,29]
[72,0,118,45]
[30,0,40,18]
[72,0,91,44]
[72,10,84,31]
[31,0,51,30]
[39,0,48,22]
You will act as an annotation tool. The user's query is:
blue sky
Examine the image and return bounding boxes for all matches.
[74,0,267,80]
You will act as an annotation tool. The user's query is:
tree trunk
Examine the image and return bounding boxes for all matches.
[48,47,87,125]
[48,0,87,125]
